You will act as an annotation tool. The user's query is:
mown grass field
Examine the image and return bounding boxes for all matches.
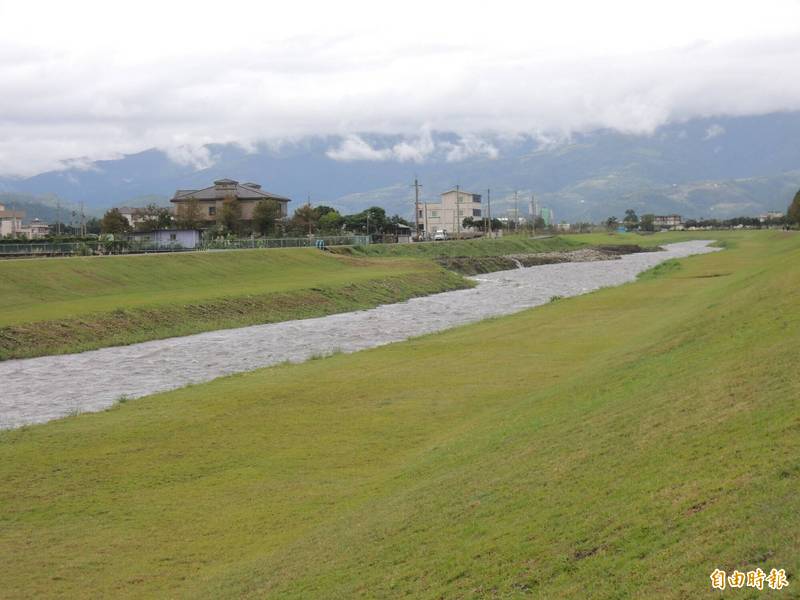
[0,249,469,359]
[1,230,797,598]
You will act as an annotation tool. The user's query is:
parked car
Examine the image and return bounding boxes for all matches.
[433,229,449,241]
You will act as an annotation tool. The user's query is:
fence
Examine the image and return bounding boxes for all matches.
[200,235,370,250]
[0,235,371,258]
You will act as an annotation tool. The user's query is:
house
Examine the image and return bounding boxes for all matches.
[418,189,482,235]
[653,214,683,229]
[758,211,784,223]
[117,206,148,229]
[0,204,25,237]
[19,218,50,239]
[170,179,291,227]
[130,229,201,249]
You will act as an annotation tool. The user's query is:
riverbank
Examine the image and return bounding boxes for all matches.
[435,244,659,275]
[0,241,717,429]
[0,250,468,360]
[2,231,797,598]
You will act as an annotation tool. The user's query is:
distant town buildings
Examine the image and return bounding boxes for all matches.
[758,211,784,223]
[418,189,482,234]
[170,179,291,226]
[0,208,50,239]
[539,207,554,226]
[653,214,683,229]
[22,218,50,239]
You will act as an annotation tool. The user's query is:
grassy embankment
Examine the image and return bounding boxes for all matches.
[0,249,470,360]
[1,230,798,598]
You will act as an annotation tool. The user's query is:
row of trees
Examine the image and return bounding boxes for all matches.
[71,187,800,237]
[605,204,799,231]
[98,200,413,237]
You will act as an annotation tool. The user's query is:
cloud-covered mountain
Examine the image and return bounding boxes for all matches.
[2,112,799,223]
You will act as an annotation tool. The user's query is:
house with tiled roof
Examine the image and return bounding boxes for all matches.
[170,179,291,226]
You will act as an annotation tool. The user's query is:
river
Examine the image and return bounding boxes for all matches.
[0,240,719,429]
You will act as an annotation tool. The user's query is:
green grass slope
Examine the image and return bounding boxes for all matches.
[0,249,468,359]
[1,231,798,598]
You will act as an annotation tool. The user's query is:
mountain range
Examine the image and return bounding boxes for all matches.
[2,112,799,224]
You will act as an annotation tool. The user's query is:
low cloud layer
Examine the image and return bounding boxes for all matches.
[1,0,800,176]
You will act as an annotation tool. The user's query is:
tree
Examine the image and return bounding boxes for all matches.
[605,216,619,230]
[318,210,344,234]
[85,217,102,235]
[314,205,338,218]
[175,197,203,230]
[623,209,639,227]
[252,199,282,236]
[788,189,800,226]
[135,204,173,232]
[533,216,546,231]
[100,208,132,234]
[343,206,388,234]
[219,195,241,234]
[287,204,320,236]
[640,214,655,232]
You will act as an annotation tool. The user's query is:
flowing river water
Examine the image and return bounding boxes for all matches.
[0,240,719,429]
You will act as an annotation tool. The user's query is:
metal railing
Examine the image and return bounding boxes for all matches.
[0,235,371,257]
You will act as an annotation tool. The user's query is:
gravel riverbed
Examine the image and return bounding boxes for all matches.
[0,240,719,429]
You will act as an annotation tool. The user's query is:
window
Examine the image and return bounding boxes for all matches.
[208,206,216,216]
[472,194,482,203]
[430,210,439,217]
[473,209,482,217]
[170,233,177,241]
[418,209,423,218]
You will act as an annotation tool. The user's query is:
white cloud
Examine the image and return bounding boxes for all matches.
[163,145,218,170]
[325,136,392,161]
[1,0,800,175]
[442,135,499,162]
[703,124,726,140]
[326,131,436,162]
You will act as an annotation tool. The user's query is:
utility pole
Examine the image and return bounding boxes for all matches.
[531,193,536,235]
[486,188,491,237]
[307,193,312,236]
[56,198,61,235]
[455,184,461,239]
[412,178,422,241]
[80,201,86,236]
[423,201,429,239]
[514,190,519,234]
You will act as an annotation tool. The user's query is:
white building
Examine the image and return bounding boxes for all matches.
[19,218,50,239]
[130,229,201,249]
[758,211,784,223]
[418,189,482,236]
[653,214,683,229]
[0,204,24,237]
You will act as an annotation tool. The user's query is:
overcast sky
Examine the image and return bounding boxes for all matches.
[2,0,800,176]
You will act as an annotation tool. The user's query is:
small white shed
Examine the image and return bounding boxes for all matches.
[131,229,201,249]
